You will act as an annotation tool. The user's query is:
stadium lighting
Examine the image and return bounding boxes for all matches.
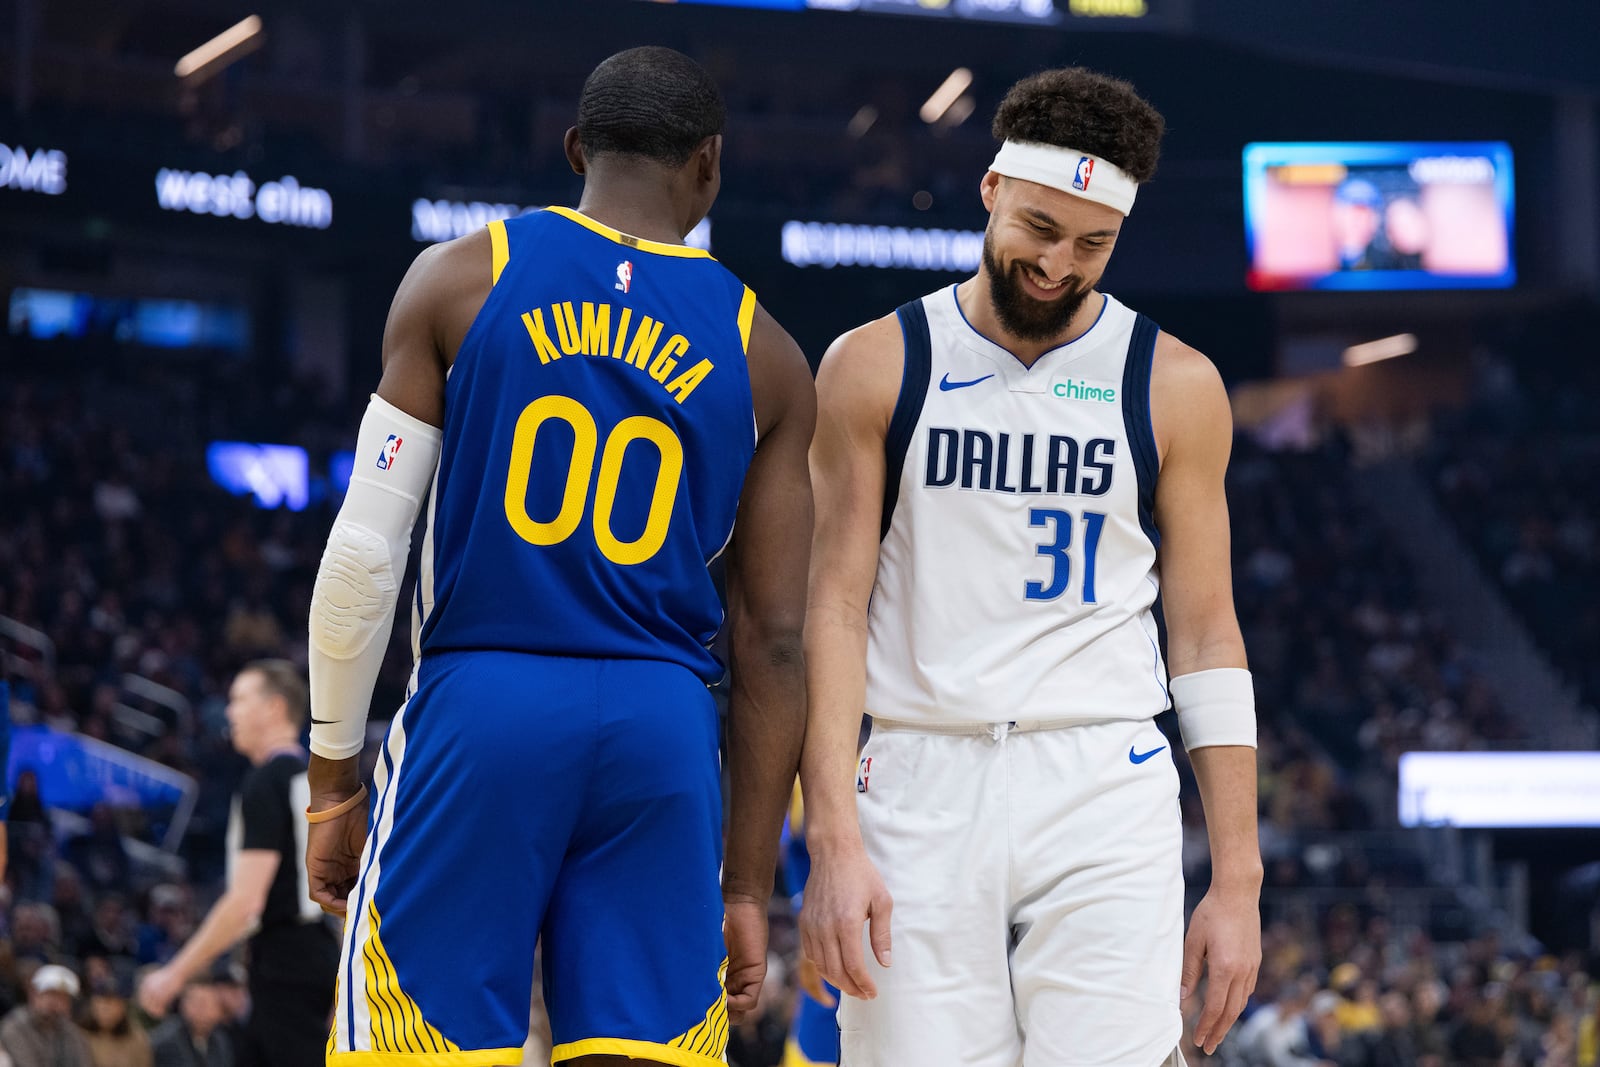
[175,16,264,84]
[848,106,879,138]
[1342,333,1418,367]
[941,95,976,128]
[920,68,974,125]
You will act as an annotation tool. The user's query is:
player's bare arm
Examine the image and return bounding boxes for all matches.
[721,302,816,1022]
[304,233,487,912]
[1150,332,1262,1056]
[798,313,902,1001]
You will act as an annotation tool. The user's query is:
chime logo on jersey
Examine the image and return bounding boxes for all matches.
[1073,156,1095,191]
[615,260,634,294]
[375,434,403,471]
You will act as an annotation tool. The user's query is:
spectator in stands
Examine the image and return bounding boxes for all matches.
[78,975,151,1067]
[1409,977,1449,1065]
[52,869,94,964]
[82,897,137,962]
[9,905,61,966]
[6,773,54,904]
[147,980,231,1067]
[1448,989,1507,1066]
[1578,987,1599,1067]
[65,806,132,898]
[133,888,191,967]
[1230,974,1335,1067]
[1366,990,1417,1067]
[0,963,94,1067]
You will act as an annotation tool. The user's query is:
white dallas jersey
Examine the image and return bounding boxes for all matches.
[865,286,1170,726]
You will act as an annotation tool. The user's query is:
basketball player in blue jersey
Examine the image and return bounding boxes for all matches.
[801,68,1262,1066]
[301,47,815,1067]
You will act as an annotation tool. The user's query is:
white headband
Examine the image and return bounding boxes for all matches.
[989,140,1139,216]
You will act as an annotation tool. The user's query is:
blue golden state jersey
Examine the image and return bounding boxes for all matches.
[415,207,757,682]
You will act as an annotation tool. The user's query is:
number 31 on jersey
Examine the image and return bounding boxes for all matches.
[1026,508,1105,603]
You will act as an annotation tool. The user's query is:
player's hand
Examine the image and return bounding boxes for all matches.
[1181,884,1261,1055]
[797,954,836,1008]
[306,788,370,916]
[799,840,892,1001]
[137,965,183,1018]
[723,895,769,1024]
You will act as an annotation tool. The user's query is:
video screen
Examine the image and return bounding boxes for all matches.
[8,287,250,349]
[206,442,310,511]
[1243,142,1514,291]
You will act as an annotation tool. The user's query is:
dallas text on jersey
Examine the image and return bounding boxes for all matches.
[924,427,1116,496]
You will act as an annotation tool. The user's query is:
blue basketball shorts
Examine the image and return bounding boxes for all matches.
[327,651,728,1067]
[783,980,840,1066]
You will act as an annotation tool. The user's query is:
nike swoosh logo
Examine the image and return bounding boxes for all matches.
[1129,744,1167,764]
[938,372,994,391]
[310,718,336,725]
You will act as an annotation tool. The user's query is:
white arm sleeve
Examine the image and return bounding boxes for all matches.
[308,394,441,760]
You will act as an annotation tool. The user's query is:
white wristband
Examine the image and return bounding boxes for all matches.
[1170,667,1257,751]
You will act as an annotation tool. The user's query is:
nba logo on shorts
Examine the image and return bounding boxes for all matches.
[856,756,872,794]
[376,434,403,471]
[1073,156,1094,191]
[615,260,634,294]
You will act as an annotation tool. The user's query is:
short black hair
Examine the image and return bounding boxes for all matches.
[992,67,1164,183]
[577,46,726,167]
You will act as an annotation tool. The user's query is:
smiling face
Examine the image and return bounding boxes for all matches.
[979,171,1125,343]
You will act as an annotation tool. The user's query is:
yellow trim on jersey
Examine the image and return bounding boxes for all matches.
[328,1050,522,1067]
[488,220,510,284]
[544,206,714,259]
[737,286,757,353]
[360,902,461,1055]
[664,959,729,1059]
[551,1038,724,1067]
[783,1037,833,1067]
[553,960,728,1067]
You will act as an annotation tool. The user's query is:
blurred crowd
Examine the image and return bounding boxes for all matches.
[1,344,1596,1065]
[1428,341,1600,713]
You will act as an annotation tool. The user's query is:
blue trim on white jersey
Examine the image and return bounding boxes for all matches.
[883,299,933,541]
[1121,314,1161,549]
[947,284,1110,370]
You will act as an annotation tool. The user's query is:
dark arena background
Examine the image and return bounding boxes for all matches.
[1,1,1599,1064]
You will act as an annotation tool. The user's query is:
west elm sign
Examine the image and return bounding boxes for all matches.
[155,168,333,229]
[0,143,67,196]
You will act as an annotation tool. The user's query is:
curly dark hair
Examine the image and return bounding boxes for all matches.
[992,67,1164,183]
[578,46,726,167]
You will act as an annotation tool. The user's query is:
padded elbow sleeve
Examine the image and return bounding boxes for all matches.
[309,522,399,661]
[308,394,441,760]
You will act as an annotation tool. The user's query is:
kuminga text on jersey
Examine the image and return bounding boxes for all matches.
[923,427,1116,496]
[519,300,715,404]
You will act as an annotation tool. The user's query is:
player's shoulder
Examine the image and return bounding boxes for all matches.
[815,311,905,417]
[1149,328,1230,459]
[1150,328,1224,396]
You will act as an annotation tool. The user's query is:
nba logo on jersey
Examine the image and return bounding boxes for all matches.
[1073,156,1095,191]
[856,756,872,794]
[375,434,403,471]
[615,260,634,294]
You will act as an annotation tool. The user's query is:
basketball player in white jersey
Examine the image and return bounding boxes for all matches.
[799,68,1262,1066]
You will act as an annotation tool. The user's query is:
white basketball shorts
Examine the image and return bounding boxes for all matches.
[839,717,1185,1067]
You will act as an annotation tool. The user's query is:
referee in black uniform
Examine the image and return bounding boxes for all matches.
[139,660,340,1066]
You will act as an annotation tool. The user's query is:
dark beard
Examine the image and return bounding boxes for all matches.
[982,232,1091,343]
